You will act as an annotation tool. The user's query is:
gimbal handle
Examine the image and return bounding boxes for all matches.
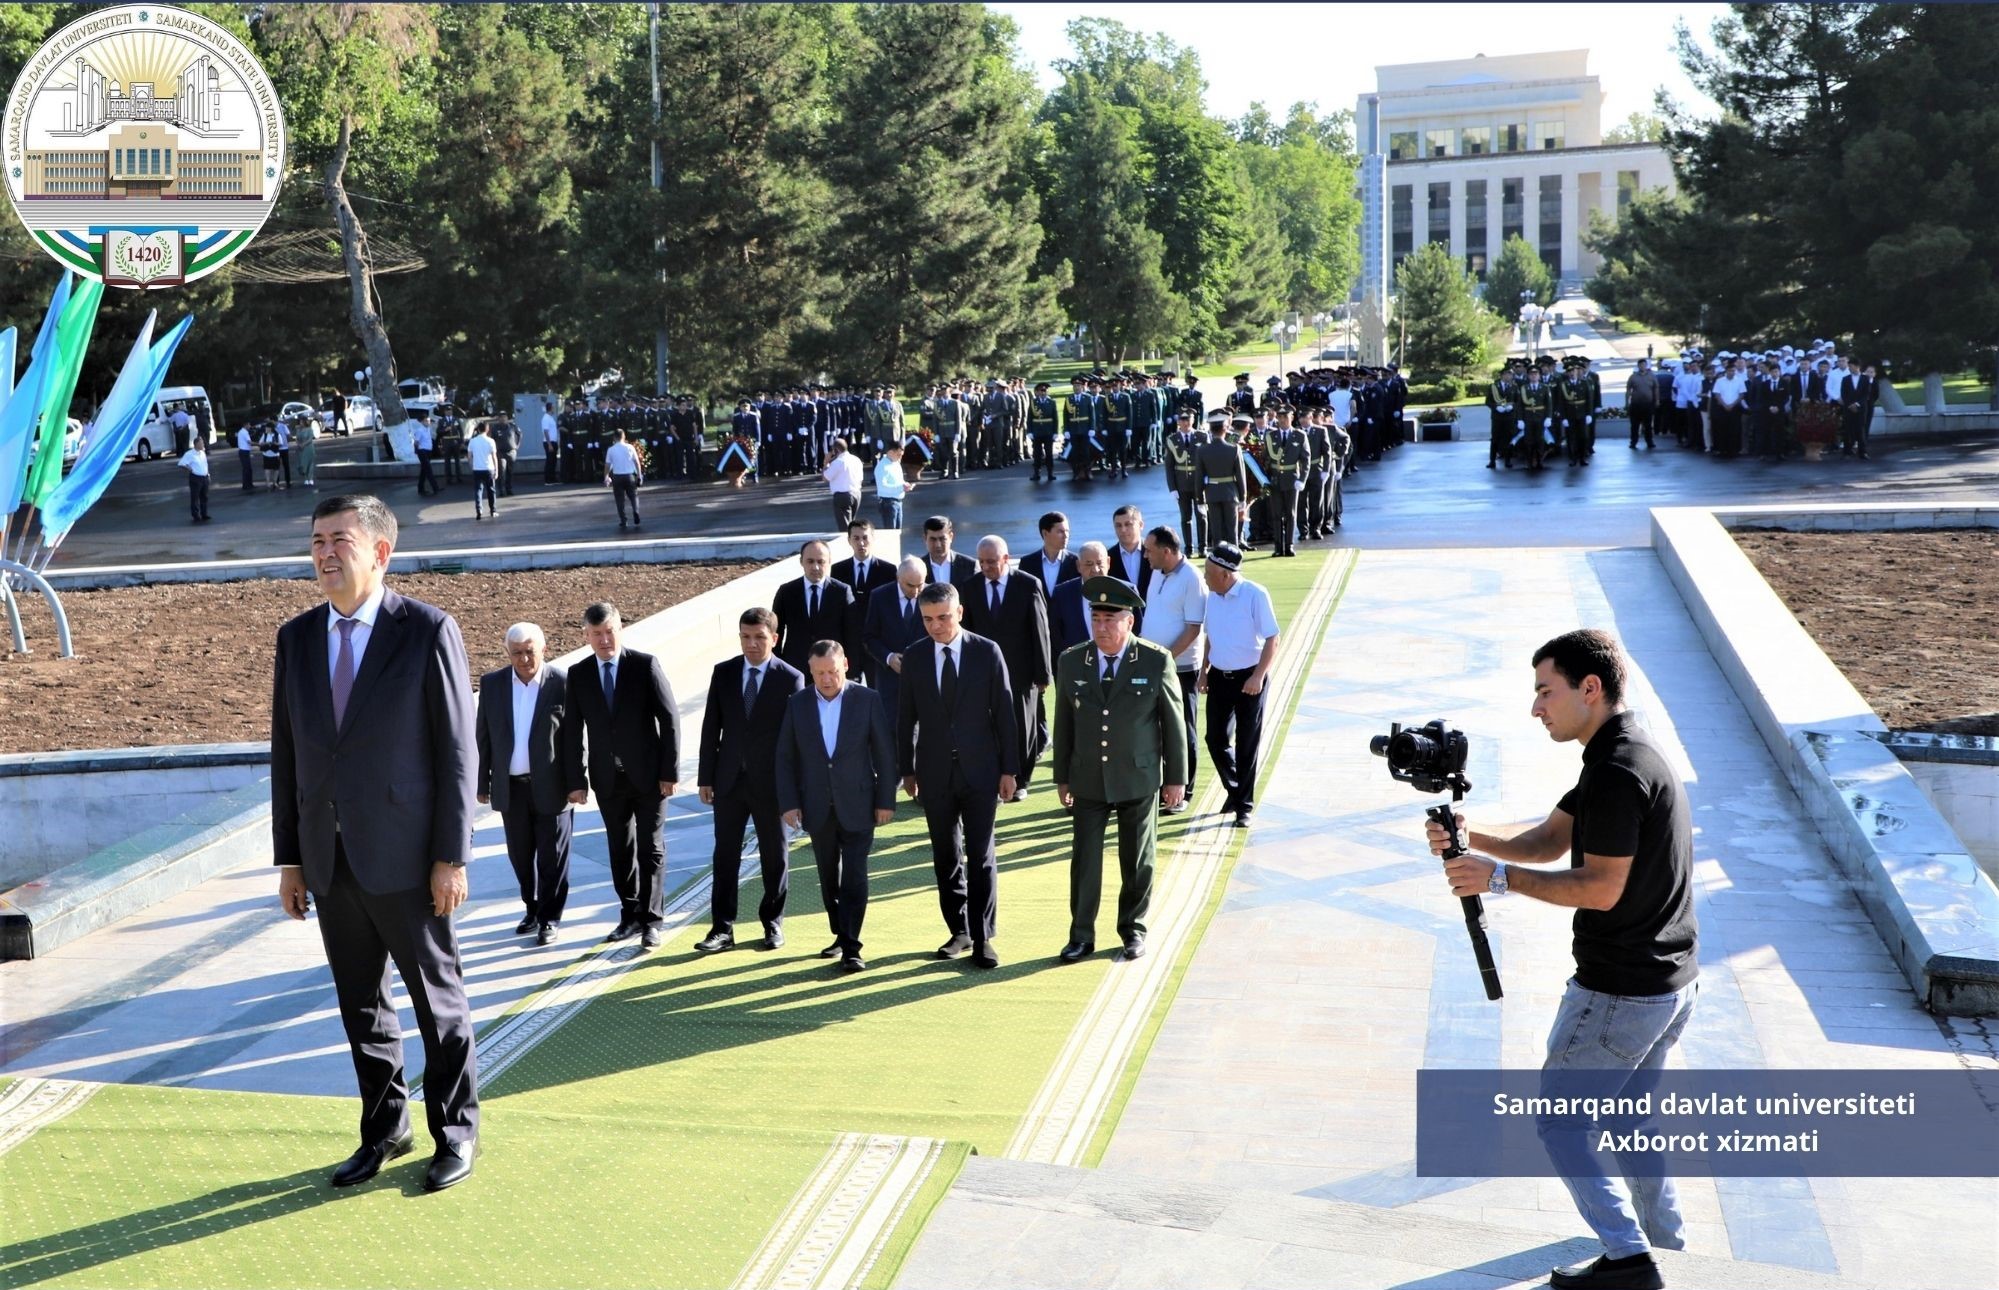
[1427,798,1504,1001]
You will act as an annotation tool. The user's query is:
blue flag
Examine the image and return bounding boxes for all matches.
[40,315,195,541]
[0,274,74,515]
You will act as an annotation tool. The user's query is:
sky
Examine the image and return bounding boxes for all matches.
[989,2,1732,131]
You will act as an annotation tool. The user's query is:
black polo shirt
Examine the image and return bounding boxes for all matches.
[1554,711,1698,997]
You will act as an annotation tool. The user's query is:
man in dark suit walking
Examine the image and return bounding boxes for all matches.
[958,535,1052,800]
[776,642,897,972]
[475,621,572,946]
[920,514,978,586]
[864,556,929,718]
[831,519,897,684]
[1015,511,1079,599]
[272,493,479,1193]
[1048,542,1111,659]
[896,582,1019,969]
[694,608,803,953]
[774,539,856,674]
[564,601,680,949]
[1106,505,1155,598]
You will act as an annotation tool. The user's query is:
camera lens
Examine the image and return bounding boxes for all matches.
[1368,735,1391,758]
[1390,729,1438,769]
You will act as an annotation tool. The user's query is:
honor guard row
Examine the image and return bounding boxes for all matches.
[1484,355,1602,471]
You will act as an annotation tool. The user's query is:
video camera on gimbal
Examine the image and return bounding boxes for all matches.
[1369,719,1503,1001]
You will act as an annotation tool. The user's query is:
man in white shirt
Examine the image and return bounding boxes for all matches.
[235,424,256,492]
[604,428,644,530]
[1672,365,1706,453]
[1140,524,1206,811]
[465,421,499,519]
[1200,542,1280,827]
[178,437,212,523]
[474,622,573,946]
[1710,359,1748,459]
[874,442,912,530]
[542,402,561,483]
[170,404,193,456]
[822,437,864,531]
[413,416,440,496]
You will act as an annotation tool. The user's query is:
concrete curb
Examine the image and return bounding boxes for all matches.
[0,742,269,778]
[1651,504,1999,1015]
[44,531,833,589]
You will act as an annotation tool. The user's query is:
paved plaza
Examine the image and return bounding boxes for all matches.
[5,403,1997,1288]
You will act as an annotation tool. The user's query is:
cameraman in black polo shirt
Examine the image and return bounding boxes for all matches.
[1428,629,1698,1290]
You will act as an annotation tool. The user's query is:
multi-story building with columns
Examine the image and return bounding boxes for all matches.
[1355,49,1676,342]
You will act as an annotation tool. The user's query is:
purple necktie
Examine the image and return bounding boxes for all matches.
[331,617,357,728]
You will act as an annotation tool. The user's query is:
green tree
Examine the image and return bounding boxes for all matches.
[1483,234,1555,319]
[1394,242,1502,384]
[1214,186,1290,351]
[1602,111,1666,145]
[1235,102,1361,310]
[1036,74,1184,363]
[804,4,1059,386]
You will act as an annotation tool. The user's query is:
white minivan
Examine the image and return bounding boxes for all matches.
[134,386,215,460]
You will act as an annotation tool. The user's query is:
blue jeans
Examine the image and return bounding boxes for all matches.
[877,496,903,529]
[1537,977,1698,1259]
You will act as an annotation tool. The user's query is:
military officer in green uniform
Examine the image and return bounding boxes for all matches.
[1051,576,1188,964]
[1164,409,1207,557]
[1262,406,1309,557]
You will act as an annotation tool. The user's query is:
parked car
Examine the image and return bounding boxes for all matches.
[344,395,380,432]
[279,400,318,425]
[134,386,214,461]
[397,376,448,405]
[25,417,85,475]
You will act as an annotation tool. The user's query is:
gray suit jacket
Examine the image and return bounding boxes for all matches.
[270,589,477,895]
[474,663,571,816]
[775,685,896,833]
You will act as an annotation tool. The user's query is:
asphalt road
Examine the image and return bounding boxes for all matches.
[30,426,1999,570]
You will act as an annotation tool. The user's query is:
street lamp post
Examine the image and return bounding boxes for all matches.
[1311,311,1330,359]
[1269,320,1299,381]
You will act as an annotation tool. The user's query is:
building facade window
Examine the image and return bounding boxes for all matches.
[1466,252,1488,279]
[1391,183,1414,265]
[1538,174,1563,275]
[1465,179,1488,272]
[1499,123,1526,153]
[1618,169,1640,211]
[1461,126,1490,156]
[1426,128,1453,158]
[1535,121,1565,151]
[1501,177,1524,242]
[1389,130,1418,161]
[1428,182,1451,245]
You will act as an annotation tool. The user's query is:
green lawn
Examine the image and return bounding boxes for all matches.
[1890,374,1993,406]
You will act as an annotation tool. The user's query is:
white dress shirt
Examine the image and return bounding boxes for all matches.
[466,434,497,471]
[1139,559,1205,669]
[1113,544,1145,587]
[414,422,435,451]
[817,687,845,757]
[542,412,559,445]
[327,584,388,686]
[605,440,641,477]
[509,670,540,776]
[929,557,956,585]
[822,452,863,497]
[178,448,210,477]
[1035,550,1068,597]
[1711,373,1747,409]
[236,427,252,452]
[1203,576,1279,671]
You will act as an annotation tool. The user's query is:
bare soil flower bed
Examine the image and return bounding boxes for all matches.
[1734,528,1999,735]
[0,562,760,755]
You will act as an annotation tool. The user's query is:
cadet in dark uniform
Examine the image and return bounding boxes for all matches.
[1262,406,1308,557]
[1227,373,1258,418]
[1195,410,1247,553]
[1027,381,1060,483]
[1064,376,1099,482]
[1176,373,1205,426]
[1103,375,1133,480]
[1050,576,1188,963]
[1164,409,1207,557]
[1301,411,1332,539]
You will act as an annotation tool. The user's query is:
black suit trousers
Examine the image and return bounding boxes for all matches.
[500,789,572,924]
[318,842,478,1148]
[1176,668,1200,793]
[710,781,789,931]
[598,783,666,924]
[923,765,999,944]
[1204,668,1266,812]
[808,819,873,955]
[1014,684,1044,783]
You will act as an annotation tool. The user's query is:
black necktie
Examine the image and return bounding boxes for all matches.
[808,583,819,618]
[856,559,867,585]
[743,665,759,715]
[941,645,958,711]
[989,580,1001,613]
[601,659,615,705]
[1103,652,1119,683]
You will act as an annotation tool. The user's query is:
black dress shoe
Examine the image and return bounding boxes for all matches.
[514,913,538,935]
[640,925,663,949]
[694,930,735,953]
[422,1139,476,1193]
[1120,934,1146,961]
[536,922,559,946]
[937,933,974,960]
[605,919,640,943]
[840,954,867,973]
[818,941,842,959]
[762,925,785,951]
[1548,1253,1663,1289]
[1058,940,1095,963]
[330,1129,414,1187]
[971,943,1000,969]
[1233,810,1253,828]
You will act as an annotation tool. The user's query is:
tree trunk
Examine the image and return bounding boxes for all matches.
[324,113,412,460]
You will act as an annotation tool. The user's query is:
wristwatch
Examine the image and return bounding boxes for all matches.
[1486,863,1509,897]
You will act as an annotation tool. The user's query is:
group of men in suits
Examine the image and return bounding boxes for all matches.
[1625,342,1882,463]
